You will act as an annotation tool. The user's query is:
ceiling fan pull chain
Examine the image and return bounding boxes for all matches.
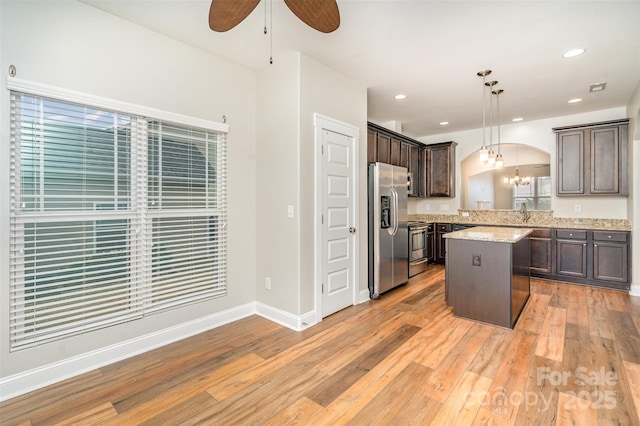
[269,0,273,64]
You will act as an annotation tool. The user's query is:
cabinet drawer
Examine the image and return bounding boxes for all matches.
[556,229,587,240]
[437,224,451,232]
[530,229,551,238]
[593,231,628,242]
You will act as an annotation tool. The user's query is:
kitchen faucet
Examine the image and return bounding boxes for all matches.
[520,202,530,223]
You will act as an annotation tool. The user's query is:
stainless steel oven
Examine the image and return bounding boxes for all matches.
[408,222,434,277]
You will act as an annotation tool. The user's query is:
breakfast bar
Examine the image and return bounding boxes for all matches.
[444,226,532,329]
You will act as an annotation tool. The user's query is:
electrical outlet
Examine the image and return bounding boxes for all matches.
[461,211,470,217]
[574,204,582,213]
[287,205,294,218]
[440,204,449,211]
[265,277,271,290]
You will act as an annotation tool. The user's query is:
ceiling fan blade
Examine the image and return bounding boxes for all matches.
[284,0,340,33]
[209,0,261,32]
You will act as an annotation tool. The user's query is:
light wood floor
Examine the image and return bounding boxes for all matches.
[2,265,640,425]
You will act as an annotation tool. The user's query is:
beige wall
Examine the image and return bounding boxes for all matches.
[255,51,367,317]
[0,0,257,378]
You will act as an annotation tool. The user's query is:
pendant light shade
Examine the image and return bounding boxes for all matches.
[477,70,492,162]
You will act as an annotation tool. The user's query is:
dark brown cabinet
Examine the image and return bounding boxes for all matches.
[435,223,451,264]
[556,230,588,278]
[593,231,629,283]
[530,229,553,276]
[554,119,629,196]
[367,122,445,198]
[423,142,456,197]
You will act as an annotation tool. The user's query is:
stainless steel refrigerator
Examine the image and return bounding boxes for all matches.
[368,162,409,299]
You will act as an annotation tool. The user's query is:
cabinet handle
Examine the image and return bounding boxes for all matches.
[608,235,612,239]
[569,233,573,237]
[594,244,598,248]
[583,243,586,247]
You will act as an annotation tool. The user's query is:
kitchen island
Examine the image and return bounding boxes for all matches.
[444,226,532,329]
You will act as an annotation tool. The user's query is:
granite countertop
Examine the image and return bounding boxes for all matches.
[443,226,533,243]
[409,210,631,231]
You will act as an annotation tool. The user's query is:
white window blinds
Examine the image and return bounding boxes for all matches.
[9,91,227,350]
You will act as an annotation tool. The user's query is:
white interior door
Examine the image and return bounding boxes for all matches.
[316,115,358,318]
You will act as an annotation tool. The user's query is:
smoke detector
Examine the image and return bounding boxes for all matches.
[589,82,607,92]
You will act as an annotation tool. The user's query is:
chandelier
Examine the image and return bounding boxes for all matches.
[504,144,531,186]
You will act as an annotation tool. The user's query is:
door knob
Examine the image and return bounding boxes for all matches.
[349,227,356,234]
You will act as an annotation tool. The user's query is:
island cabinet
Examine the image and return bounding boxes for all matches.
[554,119,629,196]
[445,227,531,329]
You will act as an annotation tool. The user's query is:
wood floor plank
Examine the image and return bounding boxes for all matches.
[514,355,562,425]
[413,317,474,368]
[346,362,432,425]
[607,309,640,364]
[263,396,323,426]
[53,402,118,426]
[603,290,630,312]
[422,323,493,402]
[387,391,442,426]
[481,330,538,422]
[622,361,640,423]
[535,306,567,362]
[467,327,514,380]
[587,287,615,339]
[557,391,598,426]
[305,323,420,407]
[430,370,493,426]
[567,286,589,327]
[517,292,551,334]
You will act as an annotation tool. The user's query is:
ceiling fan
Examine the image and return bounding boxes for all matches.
[208,0,340,33]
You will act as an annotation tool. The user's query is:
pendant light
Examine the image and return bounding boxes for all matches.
[493,88,504,169]
[477,70,492,162]
[485,80,498,167]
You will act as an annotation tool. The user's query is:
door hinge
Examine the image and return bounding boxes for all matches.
[322,214,324,224]
[321,144,324,154]
[322,283,324,293]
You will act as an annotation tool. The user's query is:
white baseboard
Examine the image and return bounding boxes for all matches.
[0,302,256,402]
[358,288,371,304]
[255,302,316,331]
[630,284,640,298]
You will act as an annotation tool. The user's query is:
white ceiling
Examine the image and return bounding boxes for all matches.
[84,0,640,138]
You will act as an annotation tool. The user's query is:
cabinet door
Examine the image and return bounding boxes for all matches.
[400,141,410,169]
[367,129,377,163]
[556,239,587,278]
[390,137,402,166]
[377,133,391,164]
[590,127,619,194]
[530,237,552,275]
[593,242,628,283]
[409,145,420,197]
[426,232,435,262]
[557,131,584,195]
[428,145,454,197]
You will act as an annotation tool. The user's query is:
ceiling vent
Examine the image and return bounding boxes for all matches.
[589,82,607,92]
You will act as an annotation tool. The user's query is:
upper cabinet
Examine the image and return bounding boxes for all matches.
[367,122,456,198]
[424,142,456,198]
[554,119,629,196]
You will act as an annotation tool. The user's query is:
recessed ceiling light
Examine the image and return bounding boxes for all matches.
[563,48,585,58]
[512,117,524,122]
[568,98,583,104]
[589,82,607,92]
[394,94,407,100]
[439,121,449,126]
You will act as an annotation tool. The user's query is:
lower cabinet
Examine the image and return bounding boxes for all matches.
[592,231,629,284]
[435,223,451,264]
[555,230,588,278]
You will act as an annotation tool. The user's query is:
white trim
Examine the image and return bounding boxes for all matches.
[630,284,640,297]
[313,114,360,322]
[358,288,372,304]
[6,77,229,133]
[0,303,255,401]
[255,302,316,331]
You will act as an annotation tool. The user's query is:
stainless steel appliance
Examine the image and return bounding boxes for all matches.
[408,222,434,277]
[368,162,409,299]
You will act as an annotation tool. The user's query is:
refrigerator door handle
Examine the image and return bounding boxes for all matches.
[390,187,399,236]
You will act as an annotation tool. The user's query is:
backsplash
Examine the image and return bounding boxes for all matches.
[409,209,631,231]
